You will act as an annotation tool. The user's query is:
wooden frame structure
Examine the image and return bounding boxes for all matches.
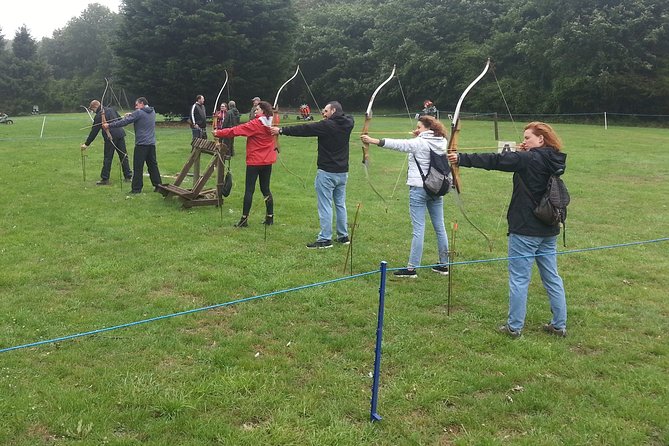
[156,138,229,208]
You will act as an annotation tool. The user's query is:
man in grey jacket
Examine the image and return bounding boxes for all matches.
[104,97,163,194]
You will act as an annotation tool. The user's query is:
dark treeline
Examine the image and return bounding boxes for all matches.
[1,0,667,116]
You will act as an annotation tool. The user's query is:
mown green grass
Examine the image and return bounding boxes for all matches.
[0,113,667,445]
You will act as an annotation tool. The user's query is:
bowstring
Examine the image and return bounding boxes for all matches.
[491,65,520,238]
[101,78,131,185]
[390,74,414,198]
[299,69,321,113]
[296,68,321,183]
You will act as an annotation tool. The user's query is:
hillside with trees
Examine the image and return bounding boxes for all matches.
[0,0,667,116]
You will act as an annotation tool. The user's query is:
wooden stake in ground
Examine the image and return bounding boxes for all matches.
[343,203,362,274]
[80,147,87,182]
[447,221,458,316]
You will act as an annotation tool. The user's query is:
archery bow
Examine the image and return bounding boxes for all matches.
[447,58,493,250]
[81,105,94,123]
[211,69,229,134]
[272,65,306,187]
[100,79,130,165]
[211,71,230,210]
[361,65,396,210]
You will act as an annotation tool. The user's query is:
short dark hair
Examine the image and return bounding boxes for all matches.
[136,97,148,106]
[327,101,343,114]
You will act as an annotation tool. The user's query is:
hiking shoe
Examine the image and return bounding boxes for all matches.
[431,264,449,275]
[336,236,350,245]
[96,180,110,185]
[393,268,417,278]
[262,215,273,226]
[306,240,332,249]
[498,324,521,338]
[234,216,249,228]
[542,323,567,337]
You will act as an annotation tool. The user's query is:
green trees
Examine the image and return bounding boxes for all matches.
[39,4,120,112]
[293,0,669,114]
[488,0,669,113]
[0,27,50,115]
[113,0,299,115]
[0,0,667,115]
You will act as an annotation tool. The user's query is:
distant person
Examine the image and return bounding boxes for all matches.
[248,96,261,121]
[420,100,437,118]
[214,102,227,132]
[104,97,163,194]
[190,94,207,140]
[228,100,241,125]
[361,115,450,277]
[270,101,354,249]
[214,102,233,155]
[227,100,241,156]
[447,121,568,338]
[81,100,132,185]
[214,100,276,227]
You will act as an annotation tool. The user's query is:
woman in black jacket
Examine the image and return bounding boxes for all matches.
[447,121,568,338]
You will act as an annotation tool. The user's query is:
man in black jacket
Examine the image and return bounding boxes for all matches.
[81,100,132,185]
[190,94,207,140]
[271,101,354,249]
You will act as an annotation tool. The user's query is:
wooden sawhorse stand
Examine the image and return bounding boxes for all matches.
[156,138,229,208]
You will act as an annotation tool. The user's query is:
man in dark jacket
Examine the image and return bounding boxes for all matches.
[104,97,163,194]
[190,94,207,140]
[81,100,132,185]
[271,101,354,248]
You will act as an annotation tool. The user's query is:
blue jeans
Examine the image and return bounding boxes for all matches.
[408,186,449,268]
[314,169,348,241]
[507,233,567,332]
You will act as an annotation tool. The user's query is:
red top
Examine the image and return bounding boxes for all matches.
[214,118,277,166]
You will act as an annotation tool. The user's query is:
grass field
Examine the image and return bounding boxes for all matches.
[0,113,667,445]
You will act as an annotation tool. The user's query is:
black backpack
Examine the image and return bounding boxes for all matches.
[414,149,452,197]
[519,169,570,245]
[534,172,569,226]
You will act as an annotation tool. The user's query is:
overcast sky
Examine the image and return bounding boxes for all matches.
[2,0,122,41]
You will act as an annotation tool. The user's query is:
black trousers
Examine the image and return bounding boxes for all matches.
[131,144,162,192]
[243,165,273,216]
[101,137,132,180]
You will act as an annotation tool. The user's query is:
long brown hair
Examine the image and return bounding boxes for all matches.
[256,101,274,118]
[418,115,447,137]
[525,121,563,151]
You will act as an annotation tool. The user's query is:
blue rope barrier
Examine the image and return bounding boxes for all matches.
[1,237,666,355]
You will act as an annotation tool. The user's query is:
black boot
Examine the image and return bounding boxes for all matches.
[234,216,249,228]
[263,214,274,226]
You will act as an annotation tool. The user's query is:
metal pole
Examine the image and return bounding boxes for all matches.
[370,261,387,422]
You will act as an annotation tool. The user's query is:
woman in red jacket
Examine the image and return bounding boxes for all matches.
[214,101,277,227]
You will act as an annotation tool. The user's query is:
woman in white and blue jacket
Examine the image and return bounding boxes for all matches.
[361,115,450,278]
